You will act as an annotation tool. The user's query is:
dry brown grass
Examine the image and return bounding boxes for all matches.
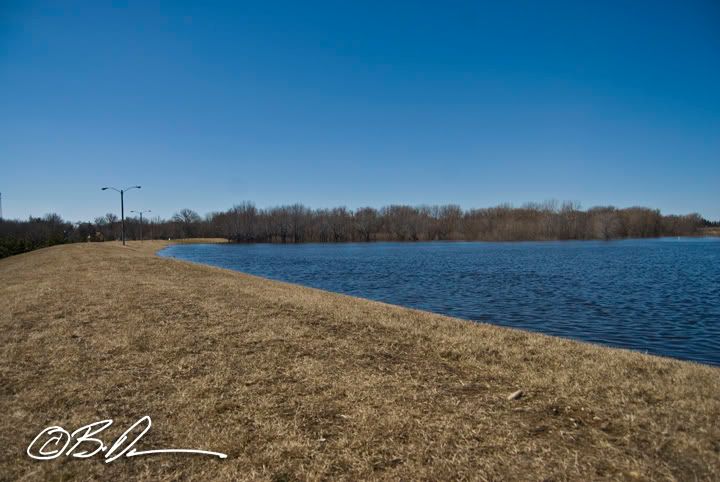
[1,241,719,481]
[167,237,229,244]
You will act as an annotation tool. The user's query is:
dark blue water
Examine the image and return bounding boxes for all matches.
[159,238,720,365]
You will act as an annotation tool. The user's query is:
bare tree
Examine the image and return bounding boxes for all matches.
[354,207,380,242]
[172,208,202,237]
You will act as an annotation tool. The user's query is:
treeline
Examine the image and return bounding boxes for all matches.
[1,201,710,258]
[207,201,707,243]
[0,214,83,258]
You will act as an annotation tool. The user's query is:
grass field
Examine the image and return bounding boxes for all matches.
[1,241,719,480]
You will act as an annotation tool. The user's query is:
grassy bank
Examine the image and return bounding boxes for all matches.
[1,241,718,480]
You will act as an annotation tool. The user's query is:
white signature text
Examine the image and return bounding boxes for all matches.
[27,416,227,462]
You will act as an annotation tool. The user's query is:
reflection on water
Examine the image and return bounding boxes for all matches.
[160,238,720,365]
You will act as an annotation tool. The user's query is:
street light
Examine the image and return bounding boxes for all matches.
[101,185,141,245]
[130,209,151,242]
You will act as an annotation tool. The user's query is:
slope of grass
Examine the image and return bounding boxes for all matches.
[1,241,718,480]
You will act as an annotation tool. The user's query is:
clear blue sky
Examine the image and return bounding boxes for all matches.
[1,0,719,222]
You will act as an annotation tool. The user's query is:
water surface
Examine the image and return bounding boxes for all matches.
[160,238,720,365]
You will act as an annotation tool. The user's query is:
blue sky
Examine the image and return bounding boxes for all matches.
[1,0,719,221]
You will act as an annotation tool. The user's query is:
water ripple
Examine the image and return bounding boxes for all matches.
[160,238,720,366]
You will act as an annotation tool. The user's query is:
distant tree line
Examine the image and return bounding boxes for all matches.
[1,201,712,258]
[0,214,75,258]
[206,201,707,243]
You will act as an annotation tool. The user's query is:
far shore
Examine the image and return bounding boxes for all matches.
[1,240,718,480]
[169,231,720,246]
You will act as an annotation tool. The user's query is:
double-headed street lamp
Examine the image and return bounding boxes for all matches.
[130,209,151,242]
[101,185,141,245]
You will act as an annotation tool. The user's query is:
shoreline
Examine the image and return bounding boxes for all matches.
[160,238,719,367]
[184,233,720,247]
[1,240,718,480]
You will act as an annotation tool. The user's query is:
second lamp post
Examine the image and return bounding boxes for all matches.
[130,209,151,242]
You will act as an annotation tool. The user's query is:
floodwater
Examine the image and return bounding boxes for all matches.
[160,238,720,365]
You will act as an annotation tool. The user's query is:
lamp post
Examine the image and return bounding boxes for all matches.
[101,185,141,245]
[130,209,151,242]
